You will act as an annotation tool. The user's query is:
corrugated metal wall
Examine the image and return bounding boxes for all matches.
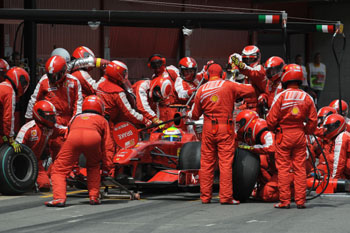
[2,0,313,83]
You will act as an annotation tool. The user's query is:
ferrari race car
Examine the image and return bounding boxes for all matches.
[68,114,260,202]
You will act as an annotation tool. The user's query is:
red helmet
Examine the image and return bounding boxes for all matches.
[148,54,166,70]
[280,64,303,88]
[317,106,336,127]
[178,57,197,82]
[72,46,95,59]
[0,58,10,80]
[323,114,346,140]
[45,55,67,83]
[235,109,259,137]
[244,118,268,145]
[264,56,285,82]
[242,45,261,67]
[329,99,349,117]
[5,67,30,97]
[33,100,57,128]
[82,95,105,115]
[105,60,129,84]
[149,77,173,102]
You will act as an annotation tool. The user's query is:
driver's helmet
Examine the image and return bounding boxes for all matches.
[162,126,182,142]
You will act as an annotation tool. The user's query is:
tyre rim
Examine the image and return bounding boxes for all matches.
[11,153,33,182]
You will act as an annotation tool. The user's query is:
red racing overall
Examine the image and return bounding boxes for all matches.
[50,113,114,200]
[189,71,255,204]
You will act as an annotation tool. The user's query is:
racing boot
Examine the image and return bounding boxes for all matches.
[220,198,240,205]
[296,204,306,209]
[45,199,66,207]
[274,202,290,209]
[89,196,101,205]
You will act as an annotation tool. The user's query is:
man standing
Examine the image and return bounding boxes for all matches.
[307,52,326,105]
[266,64,317,209]
[188,64,255,205]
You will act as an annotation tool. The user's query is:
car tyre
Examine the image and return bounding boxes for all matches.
[0,144,38,195]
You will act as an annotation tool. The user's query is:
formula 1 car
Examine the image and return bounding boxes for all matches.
[69,114,260,202]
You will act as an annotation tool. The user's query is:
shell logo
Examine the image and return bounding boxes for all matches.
[211,95,219,102]
[31,130,37,137]
[291,106,300,115]
[81,116,90,120]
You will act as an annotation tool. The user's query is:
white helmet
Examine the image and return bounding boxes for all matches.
[51,48,71,63]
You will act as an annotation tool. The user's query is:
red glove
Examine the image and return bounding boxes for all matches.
[258,93,268,106]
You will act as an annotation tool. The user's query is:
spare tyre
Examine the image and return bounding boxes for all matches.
[0,144,38,195]
[178,141,201,170]
[232,148,260,202]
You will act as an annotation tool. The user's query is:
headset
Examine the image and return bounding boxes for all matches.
[147,54,166,69]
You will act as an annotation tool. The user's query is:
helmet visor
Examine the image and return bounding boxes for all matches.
[38,109,56,127]
[181,68,196,82]
[266,63,284,79]
[242,56,258,66]
[323,120,341,137]
[150,60,163,69]
[47,69,66,83]
[236,118,246,132]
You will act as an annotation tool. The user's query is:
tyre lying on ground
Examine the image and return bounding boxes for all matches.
[233,148,260,202]
[0,144,38,195]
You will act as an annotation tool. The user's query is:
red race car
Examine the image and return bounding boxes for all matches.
[68,115,260,202]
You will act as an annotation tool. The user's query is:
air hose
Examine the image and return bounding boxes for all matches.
[331,23,346,115]
[306,135,330,201]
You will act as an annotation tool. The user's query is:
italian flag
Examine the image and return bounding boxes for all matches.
[316,25,334,33]
[258,15,280,24]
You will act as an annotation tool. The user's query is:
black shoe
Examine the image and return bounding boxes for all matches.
[297,204,306,209]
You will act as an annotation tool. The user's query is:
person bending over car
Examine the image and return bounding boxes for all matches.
[45,95,115,207]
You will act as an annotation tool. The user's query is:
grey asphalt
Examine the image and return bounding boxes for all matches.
[0,189,350,233]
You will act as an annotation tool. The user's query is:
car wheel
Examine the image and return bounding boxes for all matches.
[0,144,38,195]
[233,148,260,202]
[178,141,201,170]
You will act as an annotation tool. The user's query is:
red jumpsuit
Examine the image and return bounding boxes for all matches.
[16,120,66,189]
[237,64,267,114]
[189,79,255,203]
[153,65,180,118]
[266,88,317,206]
[96,78,150,127]
[51,113,115,200]
[250,131,279,202]
[70,70,97,98]
[133,80,175,125]
[263,80,283,109]
[0,81,16,142]
[25,74,83,160]
[174,73,203,104]
[315,132,350,179]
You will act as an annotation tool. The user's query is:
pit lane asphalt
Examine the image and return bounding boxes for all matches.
[1,188,350,233]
